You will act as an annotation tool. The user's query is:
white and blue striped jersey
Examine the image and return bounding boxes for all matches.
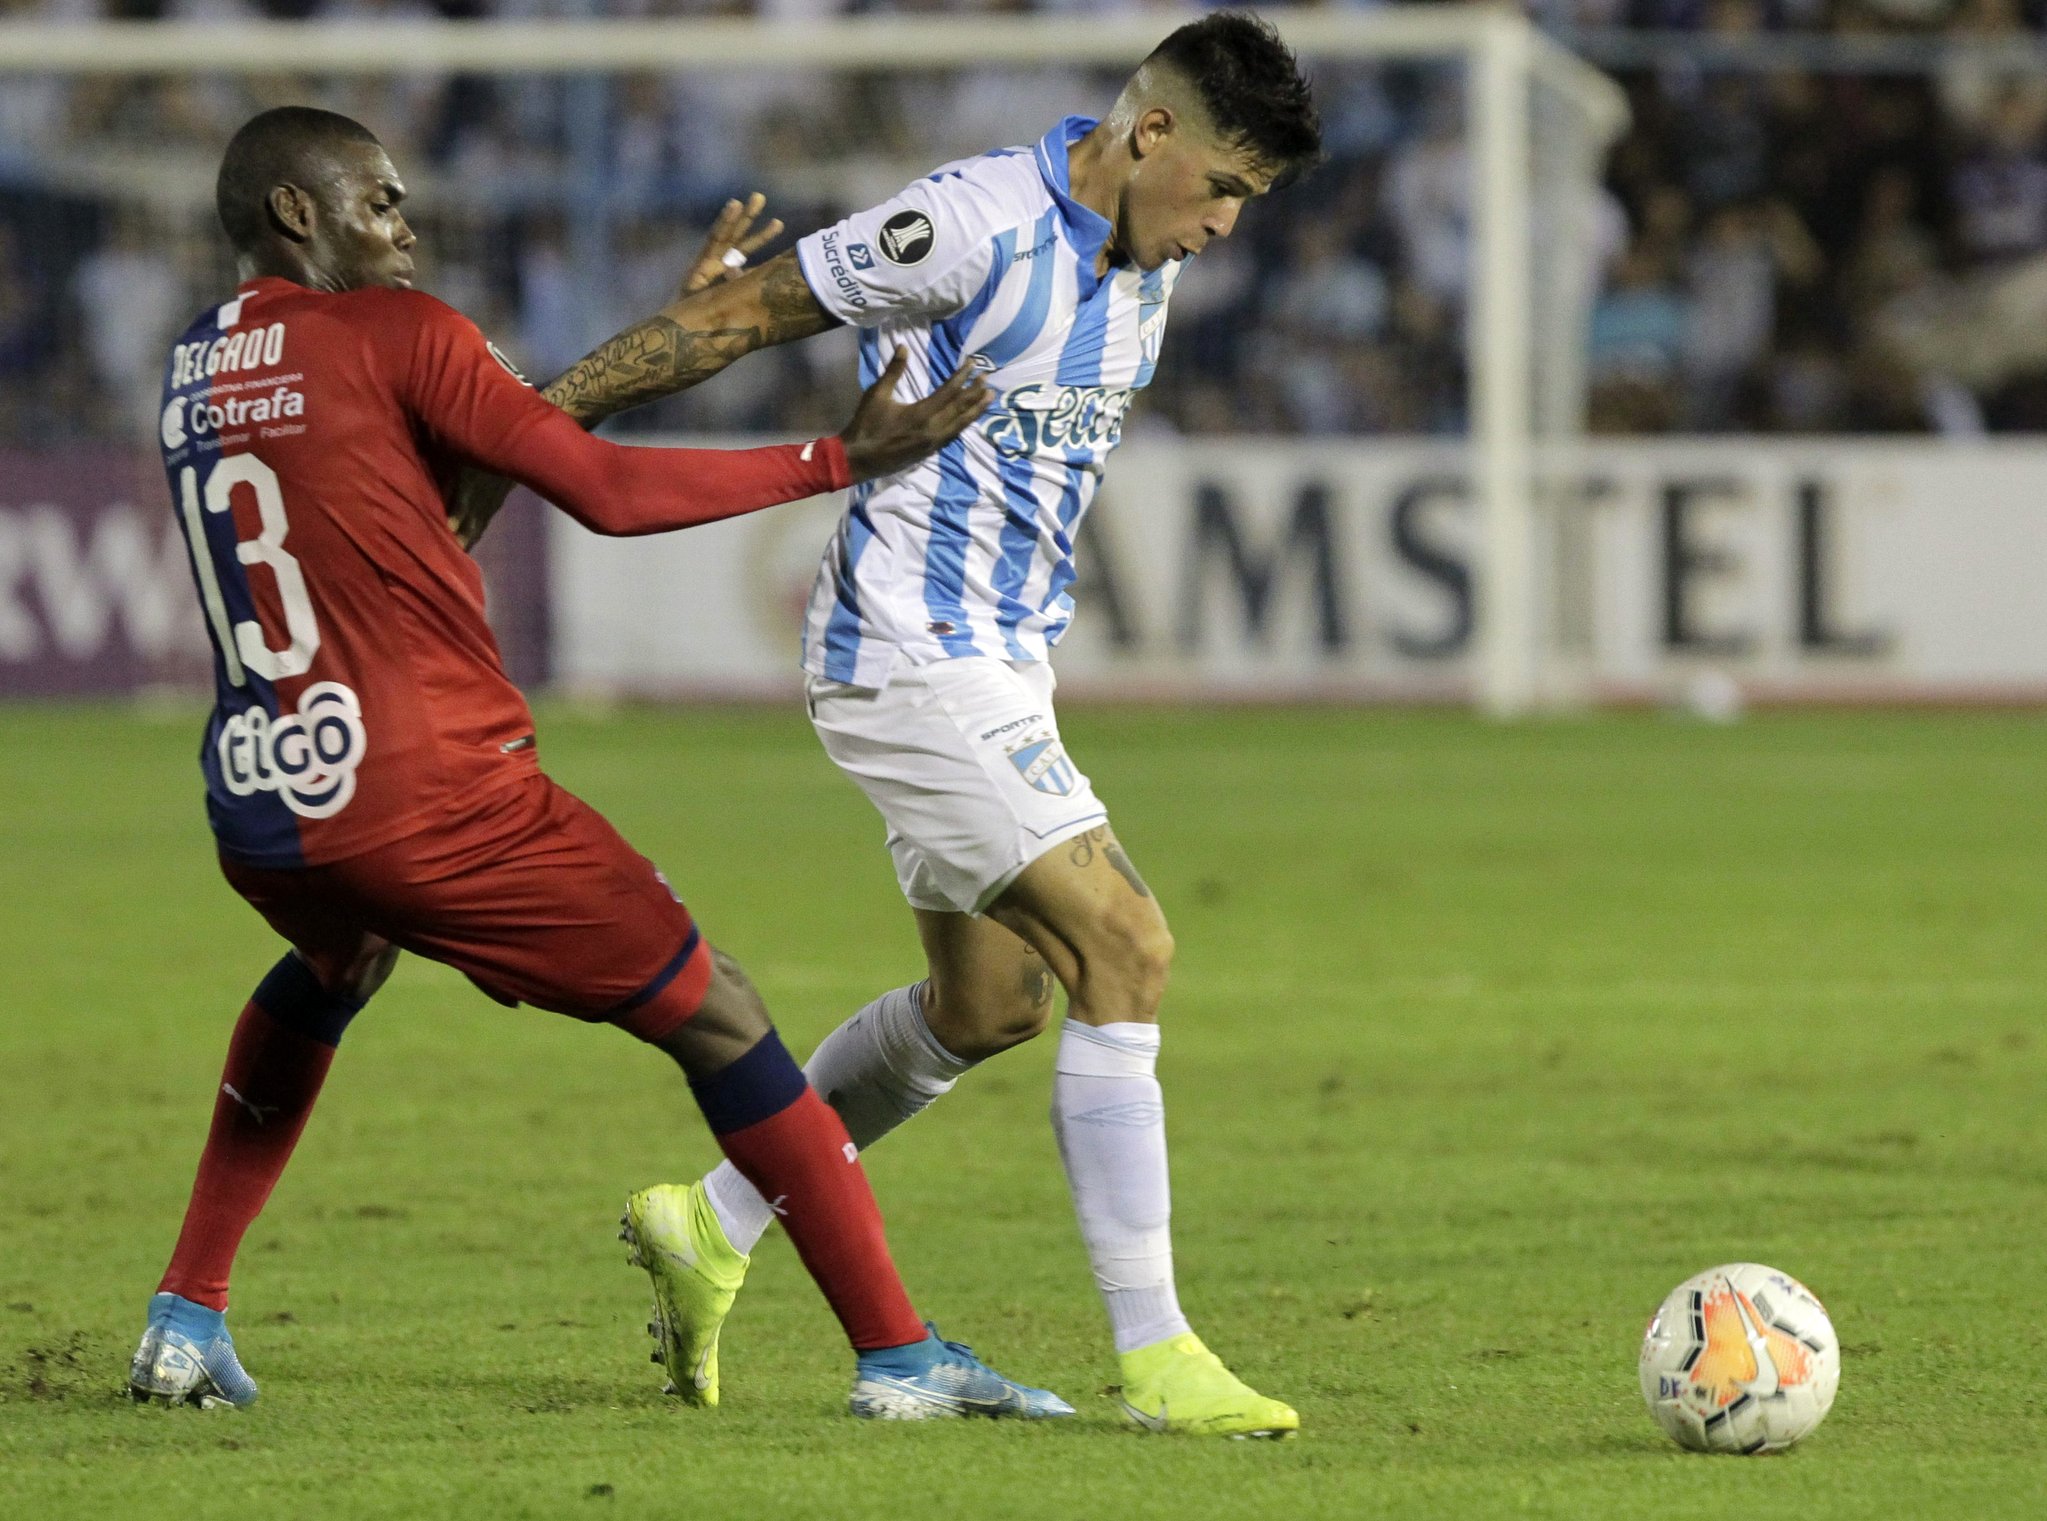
[795,115,1182,687]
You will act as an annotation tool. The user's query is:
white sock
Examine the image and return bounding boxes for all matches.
[1051,1020,1192,1355]
[701,982,972,1253]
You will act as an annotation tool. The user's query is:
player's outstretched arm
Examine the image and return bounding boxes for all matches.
[407,292,986,539]
[553,346,987,537]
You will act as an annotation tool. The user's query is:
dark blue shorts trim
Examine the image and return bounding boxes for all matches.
[607,924,702,1019]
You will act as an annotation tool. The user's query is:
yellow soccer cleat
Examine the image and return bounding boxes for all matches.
[1118,1332,1300,1439]
[620,1181,749,1408]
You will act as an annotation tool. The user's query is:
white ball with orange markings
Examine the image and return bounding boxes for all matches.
[1639,1262,1840,1453]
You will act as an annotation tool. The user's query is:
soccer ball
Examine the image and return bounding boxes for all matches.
[1638,1262,1840,1453]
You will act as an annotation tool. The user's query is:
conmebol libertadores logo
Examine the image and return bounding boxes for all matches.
[879,210,935,267]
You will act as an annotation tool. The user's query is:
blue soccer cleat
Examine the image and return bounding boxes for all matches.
[128,1292,260,1409]
[849,1324,1075,1421]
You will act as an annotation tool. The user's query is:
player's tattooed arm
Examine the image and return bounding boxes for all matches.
[540,319,759,429]
[748,251,844,343]
[531,254,837,428]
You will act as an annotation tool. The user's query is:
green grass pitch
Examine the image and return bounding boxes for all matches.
[2,703,2043,1519]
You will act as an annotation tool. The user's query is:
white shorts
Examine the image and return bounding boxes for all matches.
[807,658,1107,914]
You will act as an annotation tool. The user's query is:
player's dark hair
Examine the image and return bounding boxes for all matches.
[1145,11,1322,186]
[216,107,383,251]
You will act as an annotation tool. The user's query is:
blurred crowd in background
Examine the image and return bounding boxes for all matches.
[9,0,2047,442]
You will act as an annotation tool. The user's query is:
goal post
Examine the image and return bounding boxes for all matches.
[0,8,1626,714]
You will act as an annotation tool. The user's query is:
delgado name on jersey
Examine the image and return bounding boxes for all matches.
[795,115,1181,688]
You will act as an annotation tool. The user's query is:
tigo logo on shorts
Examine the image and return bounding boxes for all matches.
[1004,730,1078,797]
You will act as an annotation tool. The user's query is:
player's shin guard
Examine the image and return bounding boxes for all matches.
[1051,1020,1192,1354]
[158,955,363,1311]
[689,1030,925,1351]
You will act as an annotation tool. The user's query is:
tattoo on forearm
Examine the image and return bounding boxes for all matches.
[542,317,758,425]
[539,253,836,427]
[1068,826,1104,869]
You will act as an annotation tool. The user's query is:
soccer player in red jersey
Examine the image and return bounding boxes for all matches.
[129,105,1073,1422]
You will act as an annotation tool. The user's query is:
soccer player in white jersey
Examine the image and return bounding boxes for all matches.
[503,12,1320,1436]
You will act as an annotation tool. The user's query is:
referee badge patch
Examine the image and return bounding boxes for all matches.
[879,210,935,267]
[1004,731,1079,798]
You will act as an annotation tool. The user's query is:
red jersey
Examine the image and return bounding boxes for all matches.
[159,277,849,867]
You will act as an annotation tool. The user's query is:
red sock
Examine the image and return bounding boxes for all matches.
[158,1000,338,1311]
[693,1032,923,1351]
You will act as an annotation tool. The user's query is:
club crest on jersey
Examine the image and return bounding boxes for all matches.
[217,681,368,819]
[879,210,935,267]
[1003,730,1078,798]
[1139,308,1168,366]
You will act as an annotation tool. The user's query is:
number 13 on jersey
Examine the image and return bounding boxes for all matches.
[176,455,321,687]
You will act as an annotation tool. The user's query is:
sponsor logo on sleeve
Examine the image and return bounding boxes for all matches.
[879,210,935,267]
[848,242,874,270]
[816,229,870,310]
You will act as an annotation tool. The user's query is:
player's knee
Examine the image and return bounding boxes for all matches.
[925,962,1055,1061]
[693,948,771,1040]
[648,944,772,1079]
[1086,900,1175,1016]
[344,941,400,1003]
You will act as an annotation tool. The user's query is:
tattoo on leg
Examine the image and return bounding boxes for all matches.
[1105,844,1153,899]
[1065,827,1149,898]
[1067,826,1108,869]
[1020,957,1054,1011]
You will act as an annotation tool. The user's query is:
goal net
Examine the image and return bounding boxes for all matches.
[0,11,1624,712]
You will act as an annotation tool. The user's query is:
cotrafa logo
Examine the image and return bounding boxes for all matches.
[163,384,307,450]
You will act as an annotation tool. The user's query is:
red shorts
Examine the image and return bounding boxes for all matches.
[221,775,711,1041]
